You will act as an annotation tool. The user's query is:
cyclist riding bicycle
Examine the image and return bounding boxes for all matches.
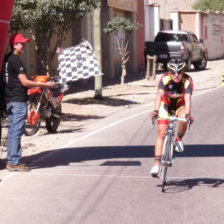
[150,58,194,176]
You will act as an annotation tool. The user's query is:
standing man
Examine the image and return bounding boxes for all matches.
[1,33,55,171]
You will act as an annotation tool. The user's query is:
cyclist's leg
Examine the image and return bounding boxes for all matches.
[175,106,187,152]
[156,102,170,162]
[150,102,169,175]
[155,122,168,159]
[177,106,187,138]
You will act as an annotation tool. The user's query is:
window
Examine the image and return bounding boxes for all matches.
[155,33,188,42]
[191,34,198,43]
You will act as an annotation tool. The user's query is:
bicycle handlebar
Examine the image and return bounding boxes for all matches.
[151,115,191,133]
[159,116,187,122]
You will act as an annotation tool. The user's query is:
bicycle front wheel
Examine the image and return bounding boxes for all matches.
[161,135,171,192]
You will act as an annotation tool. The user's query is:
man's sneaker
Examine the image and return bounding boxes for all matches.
[175,140,184,153]
[6,162,30,172]
[150,164,160,177]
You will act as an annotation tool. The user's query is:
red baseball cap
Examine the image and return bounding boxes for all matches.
[9,33,30,45]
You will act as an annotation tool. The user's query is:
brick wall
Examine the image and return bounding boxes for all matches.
[180,13,196,33]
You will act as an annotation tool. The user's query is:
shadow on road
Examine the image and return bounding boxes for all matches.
[61,113,105,122]
[178,144,224,157]
[163,177,224,193]
[19,144,224,170]
[64,96,139,107]
[158,144,224,193]
[27,145,154,169]
[16,144,224,194]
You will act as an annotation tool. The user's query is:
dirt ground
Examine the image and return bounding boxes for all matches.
[0,59,223,165]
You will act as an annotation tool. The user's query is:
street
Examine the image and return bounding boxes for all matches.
[0,86,223,224]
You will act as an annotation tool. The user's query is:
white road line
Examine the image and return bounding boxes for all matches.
[30,171,152,179]
[193,86,223,97]
[0,172,17,183]
[59,109,151,149]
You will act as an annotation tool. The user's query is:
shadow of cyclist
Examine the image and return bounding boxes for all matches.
[160,177,224,193]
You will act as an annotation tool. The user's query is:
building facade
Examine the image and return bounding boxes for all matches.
[171,10,224,59]
[101,0,140,79]
[148,0,197,18]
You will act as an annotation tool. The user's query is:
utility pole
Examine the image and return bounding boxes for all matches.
[93,4,103,99]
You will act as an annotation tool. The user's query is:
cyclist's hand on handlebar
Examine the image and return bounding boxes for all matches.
[150,110,159,122]
[185,113,194,124]
[45,81,56,88]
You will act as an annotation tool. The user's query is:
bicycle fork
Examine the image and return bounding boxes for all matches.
[161,134,175,167]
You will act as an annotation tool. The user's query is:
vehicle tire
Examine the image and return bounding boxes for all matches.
[161,136,171,192]
[24,100,41,136]
[185,56,191,71]
[193,54,207,70]
[45,105,61,133]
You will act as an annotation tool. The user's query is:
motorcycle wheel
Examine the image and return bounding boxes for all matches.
[24,100,41,136]
[45,105,61,133]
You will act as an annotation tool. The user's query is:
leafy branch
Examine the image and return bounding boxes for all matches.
[10,0,100,76]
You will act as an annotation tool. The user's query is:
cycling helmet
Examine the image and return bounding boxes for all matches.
[167,59,186,73]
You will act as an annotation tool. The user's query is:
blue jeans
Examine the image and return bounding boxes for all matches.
[7,102,27,165]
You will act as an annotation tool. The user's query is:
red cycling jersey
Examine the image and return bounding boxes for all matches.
[158,72,193,108]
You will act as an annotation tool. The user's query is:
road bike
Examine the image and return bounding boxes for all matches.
[152,115,190,192]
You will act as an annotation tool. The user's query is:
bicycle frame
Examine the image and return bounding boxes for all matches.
[159,116,188,192]
[161,125,175,167]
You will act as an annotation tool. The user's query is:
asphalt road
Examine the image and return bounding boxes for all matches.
[0,87,223,224]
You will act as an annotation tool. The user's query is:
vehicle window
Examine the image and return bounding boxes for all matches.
[193,35,198,43]
[155,33,172,41]
[177,34,188,41]
[190,34,198,43]
[155,33,188,42]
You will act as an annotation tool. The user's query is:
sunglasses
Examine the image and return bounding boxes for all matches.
[170,71,183,76]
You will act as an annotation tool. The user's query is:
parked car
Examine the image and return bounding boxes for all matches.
[144,30,207,71]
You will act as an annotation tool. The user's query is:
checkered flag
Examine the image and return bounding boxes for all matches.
[57,40,103,84]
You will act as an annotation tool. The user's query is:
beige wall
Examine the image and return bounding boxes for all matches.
[24,30,72,77]
[108,0,137,12]
[150,0,197,18]
[101,1,138,79]
[202,12,224,59]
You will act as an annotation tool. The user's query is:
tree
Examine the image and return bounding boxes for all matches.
[103,17,141,85]
[193,0,224,11]
[10,0,100,75]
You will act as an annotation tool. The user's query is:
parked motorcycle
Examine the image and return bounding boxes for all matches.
[24,75,68,136]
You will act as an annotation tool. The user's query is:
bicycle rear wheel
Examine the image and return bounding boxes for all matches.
[161,135,171,192]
